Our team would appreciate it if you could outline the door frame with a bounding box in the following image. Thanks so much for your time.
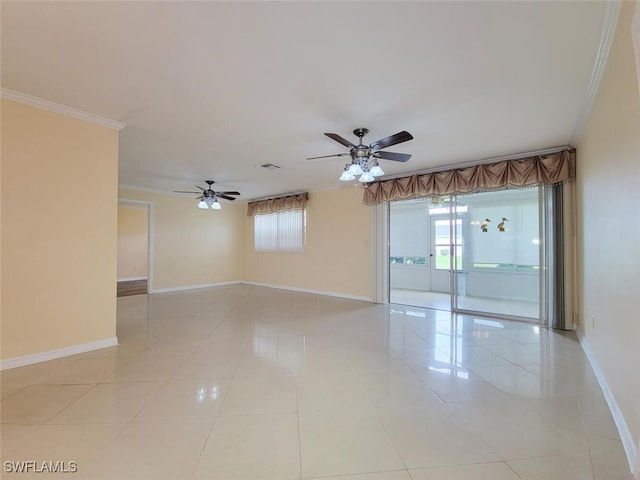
[118,199,153,294]
[376,195,544,324]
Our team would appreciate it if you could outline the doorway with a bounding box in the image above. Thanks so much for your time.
[117,201,151,296]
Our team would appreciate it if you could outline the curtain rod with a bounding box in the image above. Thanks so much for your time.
[380,145,573,181]
[248,190,309,203]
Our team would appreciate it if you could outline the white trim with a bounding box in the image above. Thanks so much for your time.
[241,281,373,302]
[576,327,637,474]
[120,180,365,204]
[117,276,148,282]
[0,88,126,131]
[150,280,242,294]
[119,183,250,204]
[0,337,119,371]
[119,184,181,196]
[571,1,622,145]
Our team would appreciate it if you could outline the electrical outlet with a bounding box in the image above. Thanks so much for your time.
[592,314,596,329]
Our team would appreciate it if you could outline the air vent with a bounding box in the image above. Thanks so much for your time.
[258,163,282,170]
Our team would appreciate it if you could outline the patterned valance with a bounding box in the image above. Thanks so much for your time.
[363,149,575,205]
[247,192,309,216]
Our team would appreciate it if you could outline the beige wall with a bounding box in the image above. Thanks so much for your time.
[243,187,372,299]
[117,204,149,279]
[576,0,640,465]
[118,188,243,290]
[1,99,119,359]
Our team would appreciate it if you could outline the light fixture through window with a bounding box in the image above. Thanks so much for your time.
[427,196,443,209]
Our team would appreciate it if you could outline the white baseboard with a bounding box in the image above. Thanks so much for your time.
[0,337,119,371]
[576,327,638,475]
[241,281,373,302]
[150,280,241,294]
[117,276,148,282]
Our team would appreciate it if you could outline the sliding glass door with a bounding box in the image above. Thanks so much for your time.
[452,187,541,320]
[388,187,544,322]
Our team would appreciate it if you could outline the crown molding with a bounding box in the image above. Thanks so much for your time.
[571,0,622,145]
[119,183,177,196]
[119,183,249,204]
[0,88,126,131]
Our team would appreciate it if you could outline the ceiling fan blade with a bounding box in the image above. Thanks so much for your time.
[370,131,413,150]
[195,185,206,190]
[217,194,237,201]
[218,191,240,196]
[306,153,350,160]
[324,133,356,149]
[372,151,412,162]
[174,190,202,194]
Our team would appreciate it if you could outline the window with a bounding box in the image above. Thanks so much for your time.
[254,209,305,252]
[389,256,426,265]
[462,188,540,272]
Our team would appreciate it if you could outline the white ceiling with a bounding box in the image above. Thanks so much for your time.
[1,1,608,201]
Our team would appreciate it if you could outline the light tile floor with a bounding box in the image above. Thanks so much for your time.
[0,285,633,479]
[390,289,540,319]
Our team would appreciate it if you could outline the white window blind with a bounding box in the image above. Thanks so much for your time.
[254,209,305,252]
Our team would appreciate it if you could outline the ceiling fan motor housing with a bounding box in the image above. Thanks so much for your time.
[353,128,369,138]
[353,145,371,161]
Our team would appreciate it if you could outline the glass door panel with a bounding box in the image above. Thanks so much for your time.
[430,216,461,293]
[452,188,541,321]
[389,201,431,306]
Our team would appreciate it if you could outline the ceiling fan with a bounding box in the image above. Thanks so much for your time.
[174,180,240,210]
[307,128,413,183]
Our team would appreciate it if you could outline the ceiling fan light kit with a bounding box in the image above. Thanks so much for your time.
[359,171,375,183]
[198,197,221,210]
[348,162,364,176]
[339,167,356,182]
[307,128,413,183]
[369,163,385,177]
[174,180,240,210]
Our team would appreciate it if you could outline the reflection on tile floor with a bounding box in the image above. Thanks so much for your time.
[390,288,540,319]
[1,285,633,479]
